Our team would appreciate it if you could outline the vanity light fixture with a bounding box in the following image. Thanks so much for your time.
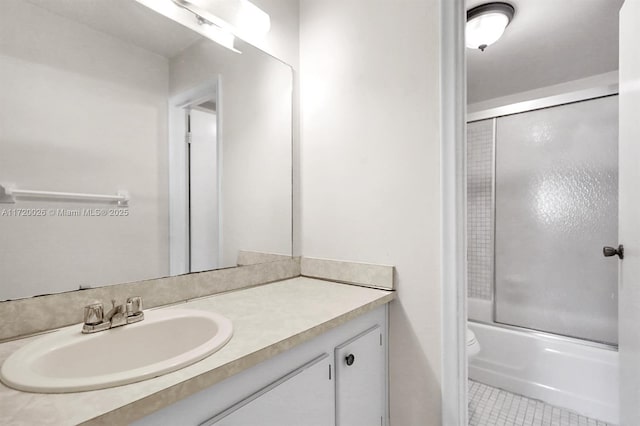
[135,0,240,53]
[172,0,271,43]
[466,2,515,52]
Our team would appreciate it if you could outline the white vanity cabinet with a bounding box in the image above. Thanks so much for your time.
[208,354,334,426]
[133,305,388,426]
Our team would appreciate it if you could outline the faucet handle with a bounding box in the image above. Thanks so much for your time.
[83,302,104,326]
[126,296,144,324]
[126,296,143,315]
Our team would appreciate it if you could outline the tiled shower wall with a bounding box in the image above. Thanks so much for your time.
[467,119,494,300]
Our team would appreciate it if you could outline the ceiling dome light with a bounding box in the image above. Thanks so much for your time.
[466,2,515,52]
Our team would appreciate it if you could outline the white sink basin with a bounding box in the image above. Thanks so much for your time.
[0,308,233,393]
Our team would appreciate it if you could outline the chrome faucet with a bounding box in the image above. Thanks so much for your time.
[82,296,145,334]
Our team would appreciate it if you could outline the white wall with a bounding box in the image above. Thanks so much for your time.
[251,0,302,257]
[251,0,300,68]
[299,1,443,424]
[0,0,169,300]
[170,39,293,267]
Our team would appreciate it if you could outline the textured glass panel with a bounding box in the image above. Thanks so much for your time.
[467,119,494,301]
[495,96,618,345]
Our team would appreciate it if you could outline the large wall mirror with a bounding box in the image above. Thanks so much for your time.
[0,0,293,301]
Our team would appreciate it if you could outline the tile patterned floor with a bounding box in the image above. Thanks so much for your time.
[468,380,614,426]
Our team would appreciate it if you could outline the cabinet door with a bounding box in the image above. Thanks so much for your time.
[202,353,334,426]
[335,326,384,426]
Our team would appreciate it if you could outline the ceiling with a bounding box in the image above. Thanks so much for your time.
[24,0,202,58]
[25,0,625,102]
[467,0,624,104]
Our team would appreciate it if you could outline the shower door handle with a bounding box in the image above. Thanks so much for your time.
[603,245,624,259]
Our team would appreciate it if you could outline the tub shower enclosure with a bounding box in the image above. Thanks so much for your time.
[466,92,619,424]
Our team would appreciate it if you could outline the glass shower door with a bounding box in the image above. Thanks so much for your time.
[494,95,619,345]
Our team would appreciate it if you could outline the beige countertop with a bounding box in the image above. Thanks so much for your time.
[0,277,395,426]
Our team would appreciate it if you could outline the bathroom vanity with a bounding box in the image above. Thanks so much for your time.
[135,285,389,426]
[0,277,394,425]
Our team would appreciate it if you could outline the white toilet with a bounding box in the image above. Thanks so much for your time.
[467,327,481,359]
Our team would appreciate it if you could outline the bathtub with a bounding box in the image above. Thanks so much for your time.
[468,320,619,424]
